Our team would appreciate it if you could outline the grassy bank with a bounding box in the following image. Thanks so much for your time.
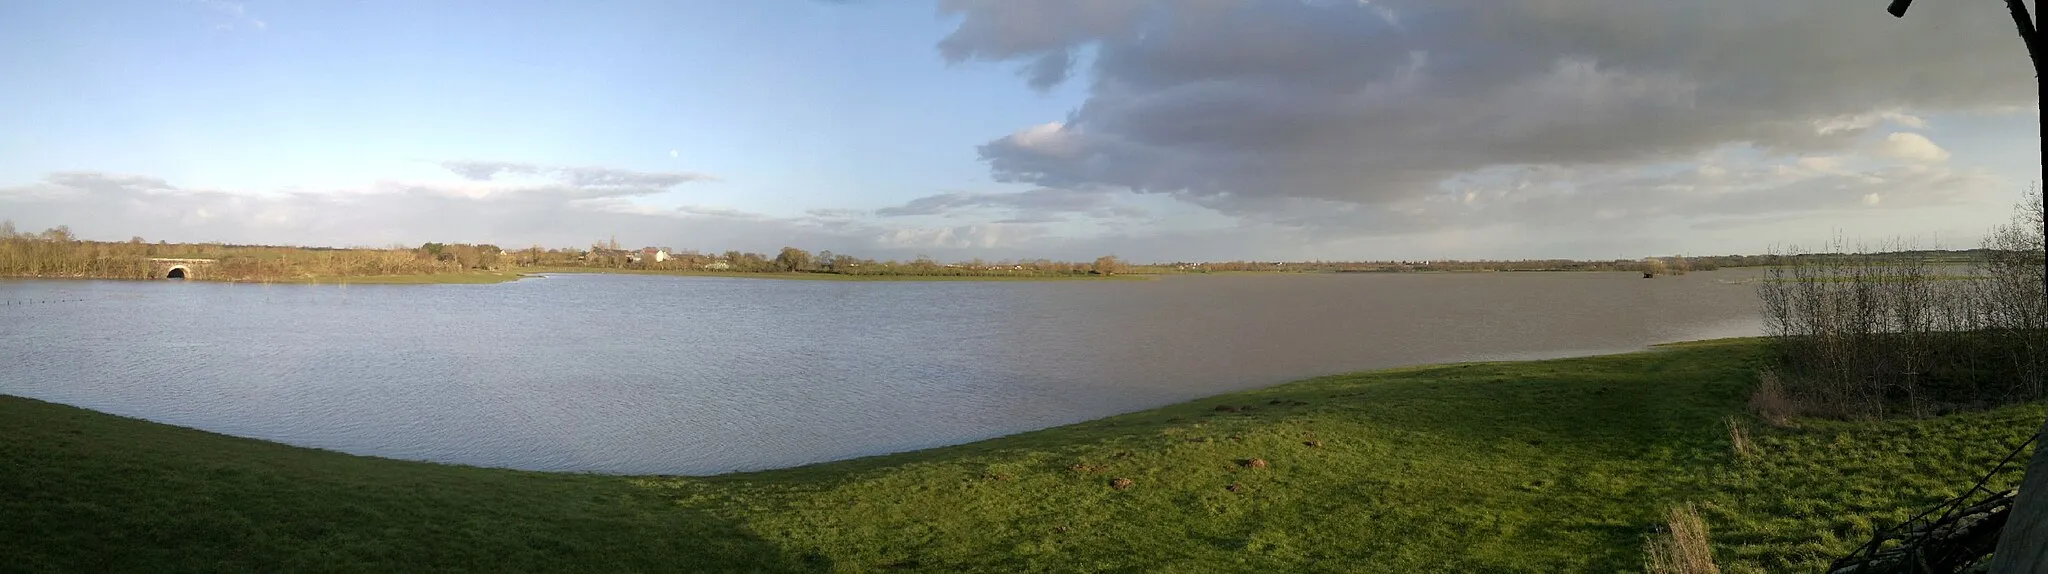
[520,267,1152,282]
[2,340,2038,572]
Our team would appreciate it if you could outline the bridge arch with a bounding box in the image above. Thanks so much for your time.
[148,258,213,280]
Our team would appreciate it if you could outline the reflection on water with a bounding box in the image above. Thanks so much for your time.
[0,270,1765,474]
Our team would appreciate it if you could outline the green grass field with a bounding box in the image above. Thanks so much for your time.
[2,339,2038,572]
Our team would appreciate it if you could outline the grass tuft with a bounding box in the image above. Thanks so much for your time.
[1644,503,1720,574]
[1726,416,1756,461]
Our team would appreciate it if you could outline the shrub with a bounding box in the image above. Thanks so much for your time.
[1756,189,2045,416]
[1747,370,1795,427]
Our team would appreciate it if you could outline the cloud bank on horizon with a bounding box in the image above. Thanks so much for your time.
[0,0,2037,261]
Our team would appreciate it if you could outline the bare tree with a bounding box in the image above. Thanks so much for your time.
[1643,258,1670,278]
[1887,1,2048,570]
[1093,255,1126,275]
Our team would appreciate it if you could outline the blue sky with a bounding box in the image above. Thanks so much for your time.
[1,1,1072,207]
[1,0,2041,261]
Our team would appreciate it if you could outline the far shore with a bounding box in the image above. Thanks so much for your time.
[0,268,1157,285]
[517,267,1157,282]
[0,266,1720,286]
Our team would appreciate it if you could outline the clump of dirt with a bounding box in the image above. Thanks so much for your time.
[1069,463,1102,473]
[1110,477,1135,490]
[1240,458,1269,469]
[1225,483,1244,493]
[1304,440,1324,448]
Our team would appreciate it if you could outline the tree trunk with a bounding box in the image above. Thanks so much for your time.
[1997,440,2048,571]
[1989,2,2048,571]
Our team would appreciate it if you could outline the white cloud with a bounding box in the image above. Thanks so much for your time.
[192,0,266,31]
[875,224,1047,250]
[1814,110,1927,135]
[875,187,1147,222]
[1006,122,1080,156]
[0,167,1065,259]
[1875,132,1952,163]
[1796,156,1843,173]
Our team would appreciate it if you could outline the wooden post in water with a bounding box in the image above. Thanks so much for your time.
[1887,1,2048,571]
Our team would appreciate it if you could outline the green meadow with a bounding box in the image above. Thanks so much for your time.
[3,339,2037,572]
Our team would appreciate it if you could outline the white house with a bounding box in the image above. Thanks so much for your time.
[632,247,668,263]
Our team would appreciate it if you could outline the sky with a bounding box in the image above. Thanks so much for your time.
[1,0,2043,262]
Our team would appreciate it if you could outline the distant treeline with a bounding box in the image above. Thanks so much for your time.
[0,218,2013,283]
[1177,259,1676,273]
[0,222,500,282]
[523,247,1806,276]
[521,241,1131,277]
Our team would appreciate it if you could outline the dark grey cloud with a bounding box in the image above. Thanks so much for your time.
[876,187,1147,222]
[1201,154,1998,243]
[1473,161,1992,229]
[936,0,2028,231]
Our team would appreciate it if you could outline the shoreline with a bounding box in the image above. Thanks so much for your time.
[0,266,1733,286]
[0,267,1156,285]
[519,267,1155,282]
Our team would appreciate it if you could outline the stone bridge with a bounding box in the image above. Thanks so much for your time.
[147,258,217,280]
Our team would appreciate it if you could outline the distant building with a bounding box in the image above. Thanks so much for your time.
[627,247,668,264]
[704,260,732,270]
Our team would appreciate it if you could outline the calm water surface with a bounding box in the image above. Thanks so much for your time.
[0,270,1766,474]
